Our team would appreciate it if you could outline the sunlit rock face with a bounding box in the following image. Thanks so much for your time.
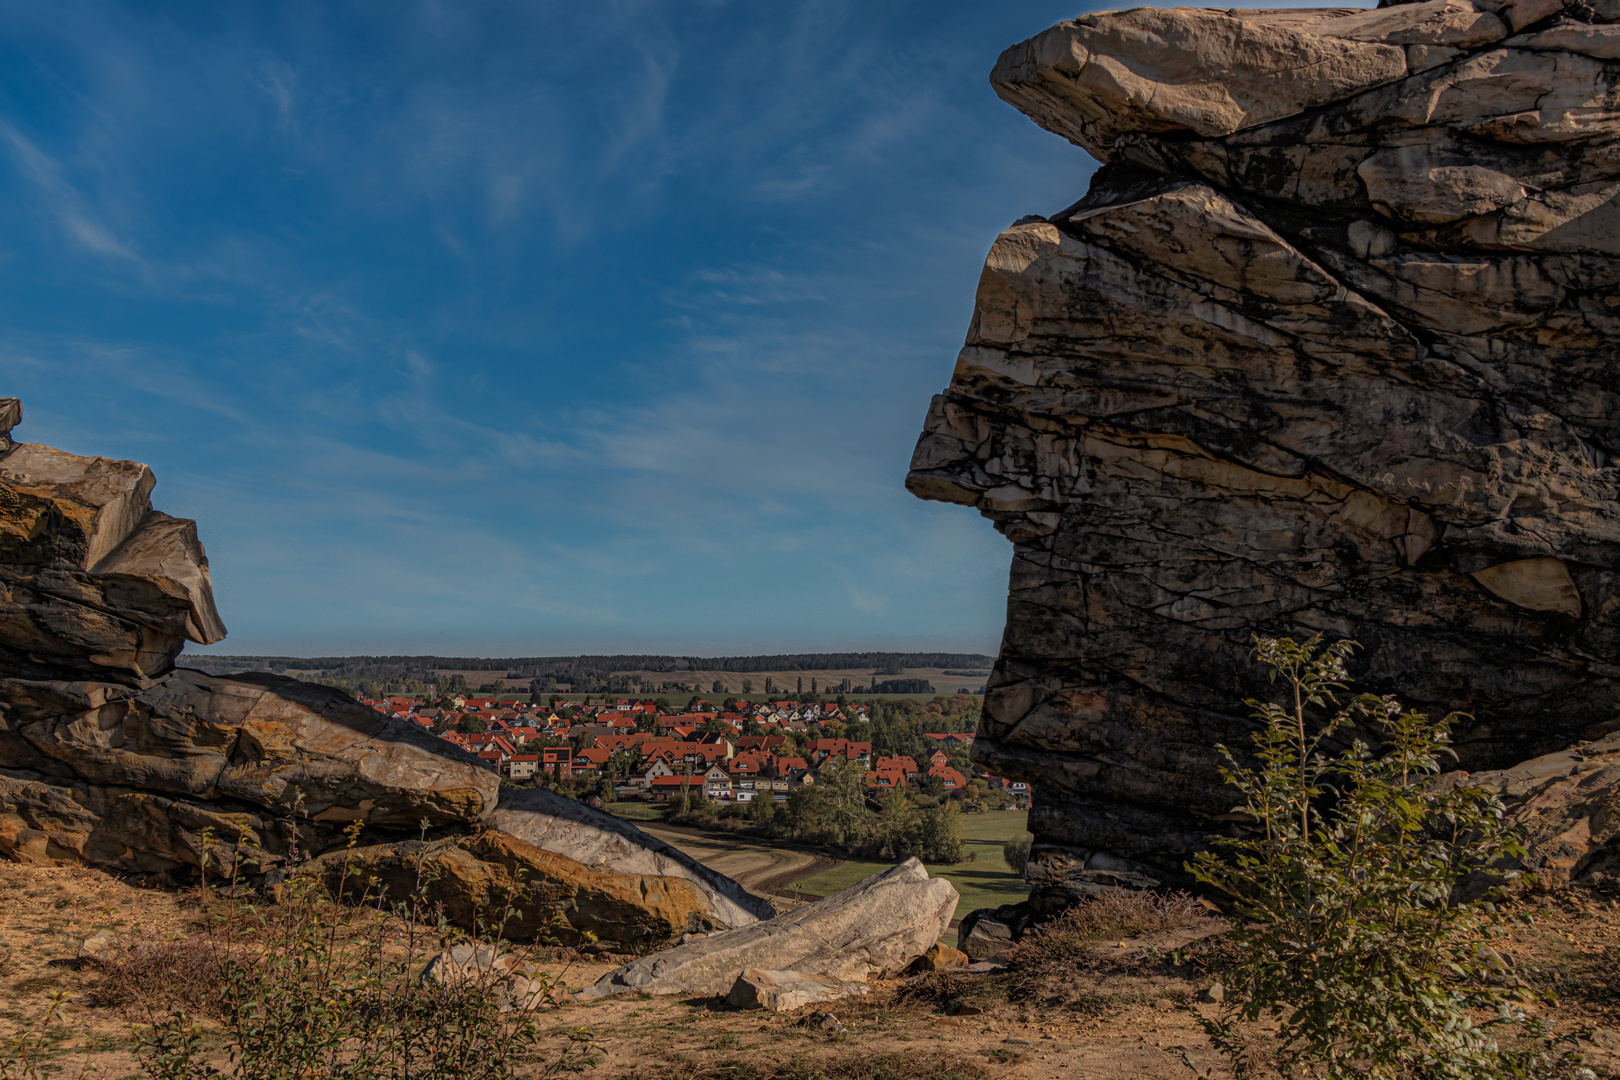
[908,1,1620,897]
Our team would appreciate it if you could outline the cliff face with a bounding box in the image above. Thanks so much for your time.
[908,1,1620,896]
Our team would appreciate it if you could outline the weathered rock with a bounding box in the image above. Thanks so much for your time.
[0,670,500,832]
[0,433,225,681]
[725,969,869,1012]
[78,928,123,964]
[421,944,553,1011]
[1438,730,1620,889]
[490,787,773,928]
[0,404,771,953]
[907,940,970,972]
[309,829,730,952]
[577,858,957,1000]
[957,903,1036,961]
[910,1,1620,894]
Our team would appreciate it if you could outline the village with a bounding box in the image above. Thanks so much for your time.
[359,692,1029,806]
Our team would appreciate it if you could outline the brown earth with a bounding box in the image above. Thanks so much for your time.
[5,860,1620,1080]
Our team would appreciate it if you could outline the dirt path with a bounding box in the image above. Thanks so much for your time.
[637,822,844,898]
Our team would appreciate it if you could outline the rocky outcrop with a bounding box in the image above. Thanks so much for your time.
[491,787,775,926]
[0,400,768,949]
[578,859,956,1000]
[309,829,726,953]
[908,4,1620,894]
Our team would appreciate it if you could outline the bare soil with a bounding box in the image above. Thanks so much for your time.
[3,861,1619,1080]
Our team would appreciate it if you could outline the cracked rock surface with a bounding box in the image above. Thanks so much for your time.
[909,0,1620,894]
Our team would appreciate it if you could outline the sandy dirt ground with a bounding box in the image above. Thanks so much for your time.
[3,860,1619,1080]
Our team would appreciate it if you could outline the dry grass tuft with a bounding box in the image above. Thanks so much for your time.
[1005,891,1208,968]
[90,938,228,1016]
[639,1050,987,1080]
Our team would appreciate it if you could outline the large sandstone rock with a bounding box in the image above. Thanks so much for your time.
[308,829,726,952]
[909,2,1620,893]
[491,787,774,927]
[577,858,957,1000]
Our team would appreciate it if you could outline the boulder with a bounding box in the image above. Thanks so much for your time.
[957,903,1036,961]
[909,2,1620,895]
[308,829,730,952]
[421,944,552,1011]
[725,969,869,1012]
[490,787,773,928]
[577,858,957,1000]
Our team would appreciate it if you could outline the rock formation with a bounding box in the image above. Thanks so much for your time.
[908,1,1620,896]
[0,399,770,948]
[578,858,957,1000]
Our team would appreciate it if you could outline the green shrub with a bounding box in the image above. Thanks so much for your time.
[1002,836,1031,876]
[1185,636,1580,1080]
[135,818,597,1080]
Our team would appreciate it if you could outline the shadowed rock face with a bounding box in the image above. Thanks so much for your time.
[909,2,1620,895]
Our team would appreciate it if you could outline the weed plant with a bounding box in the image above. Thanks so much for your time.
[130,812,597,1080]
[1185,635,1582,1080]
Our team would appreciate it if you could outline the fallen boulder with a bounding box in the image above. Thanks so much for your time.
[577,858,957,1000]
[725,969,869,1012]
[308,828,732,952]
[491,787,773,928]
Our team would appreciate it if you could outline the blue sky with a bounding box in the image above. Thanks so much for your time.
[1,1,1096,657]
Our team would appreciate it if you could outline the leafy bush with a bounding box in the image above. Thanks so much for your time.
[1002,837,1031,876]
[133,819,596,1080]
[1185,636,1580,1080]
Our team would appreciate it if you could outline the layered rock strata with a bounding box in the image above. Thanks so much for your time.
[908,2,1620,894]
[0,400,770,947]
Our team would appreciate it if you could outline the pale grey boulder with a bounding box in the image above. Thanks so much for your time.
[725,969,869,1012]
[491,786,774,928]
[577,859,957,1000]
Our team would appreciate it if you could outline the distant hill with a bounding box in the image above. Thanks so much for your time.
[177,651,996,683]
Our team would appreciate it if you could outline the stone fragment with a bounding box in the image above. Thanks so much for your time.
[0,443,156,571]
[0,399,19,448]
[908,940,970,972]
[421,944,553,1011]
[577,858,957,999]
[725,969,869,1012]
[957,903,1035,960]
[309,829,727,952]
[490,787,773,929]
[78,928,122,964]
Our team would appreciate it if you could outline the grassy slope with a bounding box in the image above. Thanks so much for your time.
[789,810,1031,920]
